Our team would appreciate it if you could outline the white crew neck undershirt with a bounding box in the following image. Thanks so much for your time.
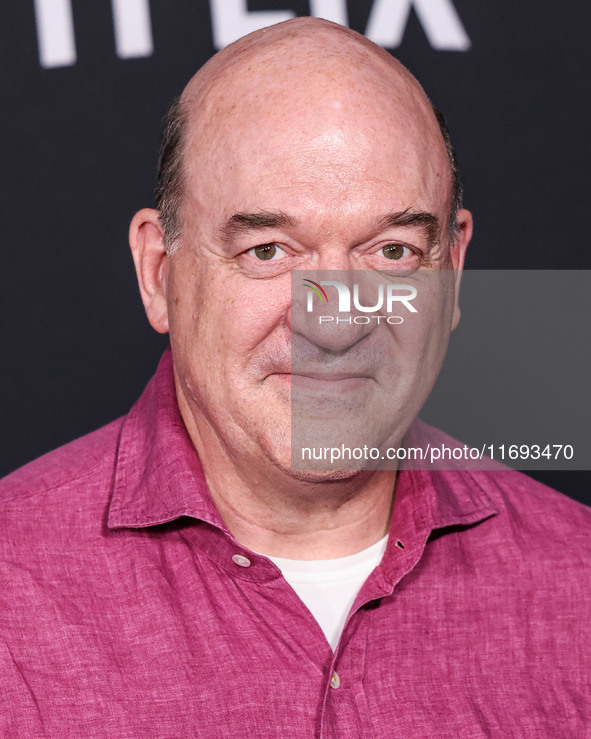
[266,535,389,651]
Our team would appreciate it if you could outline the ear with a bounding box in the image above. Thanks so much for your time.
[449,208,473,331]
[129,208,170,334]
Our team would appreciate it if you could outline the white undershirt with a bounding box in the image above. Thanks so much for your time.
[267,535,389,651]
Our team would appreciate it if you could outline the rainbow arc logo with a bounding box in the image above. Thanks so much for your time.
[302,279,329,303]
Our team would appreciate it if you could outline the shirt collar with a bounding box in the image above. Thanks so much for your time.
[401,419,499,532]
[107,349,498,545]
[107,347,226,531]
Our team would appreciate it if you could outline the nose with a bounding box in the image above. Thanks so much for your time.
[288,270,380,353]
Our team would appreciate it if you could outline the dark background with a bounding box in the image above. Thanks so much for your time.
[1,1,589,505]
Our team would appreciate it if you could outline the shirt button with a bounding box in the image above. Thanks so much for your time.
[329,671,340,689]
[231,554,251,568]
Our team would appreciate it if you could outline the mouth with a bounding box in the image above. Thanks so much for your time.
[269,372,373,391]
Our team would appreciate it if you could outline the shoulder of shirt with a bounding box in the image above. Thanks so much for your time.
[464,468,591,589]
[0,417,125,508]
[414,420,591,550]
[484,467,591,558]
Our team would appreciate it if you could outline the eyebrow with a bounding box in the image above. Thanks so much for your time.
[220,210,297,243]
[219,207,440,247]
[376,208,440,248]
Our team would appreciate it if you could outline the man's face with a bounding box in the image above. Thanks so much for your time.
[163,53,468,478]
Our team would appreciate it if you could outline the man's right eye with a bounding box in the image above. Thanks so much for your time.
[247,243,287,261]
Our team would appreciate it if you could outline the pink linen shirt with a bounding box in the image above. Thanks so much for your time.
[1,348,589,737]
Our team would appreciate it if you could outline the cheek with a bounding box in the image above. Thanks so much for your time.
[211,304,273,365]
[171,279,289,378]
[396,277,455,368]
[166,263,217,376]
[419,292,456,380]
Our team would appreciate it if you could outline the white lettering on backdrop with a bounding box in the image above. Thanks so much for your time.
[33,0,470,69]
[34,0,153,68]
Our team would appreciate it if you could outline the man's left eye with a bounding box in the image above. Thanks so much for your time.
[247,243,287,261]
[381,244,409,260]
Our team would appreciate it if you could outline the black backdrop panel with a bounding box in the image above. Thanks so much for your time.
[1,1,590,505]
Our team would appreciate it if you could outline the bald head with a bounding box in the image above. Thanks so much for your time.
[154,18,462,251]
[182,17,423,108]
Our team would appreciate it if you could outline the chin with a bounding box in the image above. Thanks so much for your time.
[277,461,362,483]
[254,425,374,482]
[293,469,362,482]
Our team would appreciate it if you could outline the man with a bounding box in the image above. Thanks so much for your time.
[1,17,588,738]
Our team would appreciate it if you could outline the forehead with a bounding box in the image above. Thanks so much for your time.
[182,41,449,230]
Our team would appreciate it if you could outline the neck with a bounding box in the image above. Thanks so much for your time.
[206,465,396,559]
[176,386,397,560]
